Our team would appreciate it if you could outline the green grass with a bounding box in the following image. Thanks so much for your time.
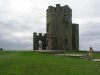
[0,51,100,75]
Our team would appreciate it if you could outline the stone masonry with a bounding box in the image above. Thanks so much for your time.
[33,4,79,50]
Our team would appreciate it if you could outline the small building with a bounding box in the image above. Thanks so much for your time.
[33,4,79,50]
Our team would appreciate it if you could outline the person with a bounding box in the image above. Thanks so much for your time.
[38,40,42,50]
[88,47,94,59]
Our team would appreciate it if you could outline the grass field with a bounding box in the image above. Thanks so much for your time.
[0,51,100,75]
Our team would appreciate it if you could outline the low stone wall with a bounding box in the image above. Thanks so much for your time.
[34,50,65,54]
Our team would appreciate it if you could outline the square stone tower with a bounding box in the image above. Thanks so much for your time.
[46,4,79,50]
[33,4,79,50]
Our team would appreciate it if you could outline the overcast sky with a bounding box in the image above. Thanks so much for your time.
[0,0,100,51]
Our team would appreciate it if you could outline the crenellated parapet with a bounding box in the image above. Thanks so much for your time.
[47,4,72,16]
[33,32,46,37]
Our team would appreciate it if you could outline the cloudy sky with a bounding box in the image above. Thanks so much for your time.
[0,0,100,51]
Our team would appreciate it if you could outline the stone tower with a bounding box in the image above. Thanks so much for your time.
[46,4,79,50]
[72,24,79,50]
[33,4,79,50]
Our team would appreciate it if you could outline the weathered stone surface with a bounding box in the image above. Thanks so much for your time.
[33,33,47,50]
[34,50,64,54]
[46,4,79,50]
[33,4,79,50]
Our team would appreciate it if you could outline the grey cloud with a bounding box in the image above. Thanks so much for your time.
[72,0,100,18]
[0,31,33,50]
[0,0,46,50]
[79,21,100,51]
[80,21,100,35]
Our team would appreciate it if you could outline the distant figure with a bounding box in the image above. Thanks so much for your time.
[0,48,3,51]
[88,47,94,58]
[38,40,42,50]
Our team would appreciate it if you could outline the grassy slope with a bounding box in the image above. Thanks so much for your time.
[0,51,100,75]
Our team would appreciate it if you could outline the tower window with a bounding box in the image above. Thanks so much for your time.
[63,15,66,23]
[47,23,50,32]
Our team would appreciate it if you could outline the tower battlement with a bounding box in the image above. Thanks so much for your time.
[33,32,46,38]
[47,4,72,16]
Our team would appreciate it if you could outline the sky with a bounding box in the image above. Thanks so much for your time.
[0,0,100,51]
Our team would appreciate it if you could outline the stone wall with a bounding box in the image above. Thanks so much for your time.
[46,4,73,50]
[33,32,47,50]
[33,4,79,50]
[72,24,79,50]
